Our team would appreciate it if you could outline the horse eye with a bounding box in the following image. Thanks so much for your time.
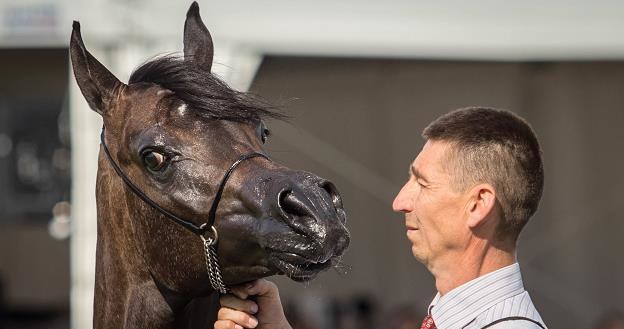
[257,122,271,144]
[262,128,271,143]
[142,150,168,172]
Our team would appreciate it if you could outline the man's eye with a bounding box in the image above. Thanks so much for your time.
[141,150,168,172]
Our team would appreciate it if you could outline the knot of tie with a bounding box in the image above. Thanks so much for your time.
[420,314,437,329]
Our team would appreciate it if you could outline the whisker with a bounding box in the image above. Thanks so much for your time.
[331,256,351,276]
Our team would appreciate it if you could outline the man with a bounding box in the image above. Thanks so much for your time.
[215,107,547,329]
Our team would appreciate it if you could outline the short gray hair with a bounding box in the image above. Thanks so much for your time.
[423,107,544,241]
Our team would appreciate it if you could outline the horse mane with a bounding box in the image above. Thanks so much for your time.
[129,54,284,122]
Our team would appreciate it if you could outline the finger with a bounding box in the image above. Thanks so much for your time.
[229,281,255,299]
[214,320,243,329]
[217,307,259,328]
[220,294,258,314]
[247,279,278,298]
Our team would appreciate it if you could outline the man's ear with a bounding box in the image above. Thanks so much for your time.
[466,183,497,228]
[183,1,214,72]
[70,21,124,116]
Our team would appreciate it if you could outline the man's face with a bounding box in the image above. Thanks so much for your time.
[392,140,469,268]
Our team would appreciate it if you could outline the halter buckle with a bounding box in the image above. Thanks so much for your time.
[199,224,219,246]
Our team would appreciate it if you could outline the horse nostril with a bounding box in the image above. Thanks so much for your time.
[277,189,309,219]
[319,181,343,211]
[277,189,290,218]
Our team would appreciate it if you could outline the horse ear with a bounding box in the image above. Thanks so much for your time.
[70,21,123,115]
[183,2,214,71]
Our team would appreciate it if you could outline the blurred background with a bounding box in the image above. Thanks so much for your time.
[1,0,623,328]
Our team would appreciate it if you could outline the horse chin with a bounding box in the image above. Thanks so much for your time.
[221,265,278,287]
[267,250,335,282]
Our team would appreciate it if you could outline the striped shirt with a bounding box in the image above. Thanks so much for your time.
[428,263,547,329]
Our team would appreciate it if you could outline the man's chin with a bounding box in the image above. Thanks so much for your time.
[411,246,427,262]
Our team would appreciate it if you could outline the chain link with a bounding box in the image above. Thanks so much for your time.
[202,236,228,294]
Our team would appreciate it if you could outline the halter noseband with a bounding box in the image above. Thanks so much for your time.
[100,127,268,294]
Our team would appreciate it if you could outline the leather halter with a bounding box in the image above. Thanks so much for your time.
[99,127,268,293]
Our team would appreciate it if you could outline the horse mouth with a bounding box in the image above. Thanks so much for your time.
[268,250,334,282]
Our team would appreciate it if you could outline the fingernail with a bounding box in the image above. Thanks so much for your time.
[250,303,258,314]
[245,282,254,290]
[234,325,243,329]
[249,317,258,327]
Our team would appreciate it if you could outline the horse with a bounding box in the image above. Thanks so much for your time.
[69,2,350,328]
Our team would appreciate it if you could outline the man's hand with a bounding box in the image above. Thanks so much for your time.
[215,279,293,329]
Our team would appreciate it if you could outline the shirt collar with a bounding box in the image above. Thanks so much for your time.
[428,263,525,329]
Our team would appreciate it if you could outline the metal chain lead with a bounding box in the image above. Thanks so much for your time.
[201,235,228,294]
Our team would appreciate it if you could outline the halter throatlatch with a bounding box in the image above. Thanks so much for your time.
[100,127,268,294]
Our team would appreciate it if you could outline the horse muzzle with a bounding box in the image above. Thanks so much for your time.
[260,172,350,281]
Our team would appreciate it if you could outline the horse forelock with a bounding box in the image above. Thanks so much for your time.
[128,54,285,123]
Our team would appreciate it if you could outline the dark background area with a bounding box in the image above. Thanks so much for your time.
[0,48,70,329]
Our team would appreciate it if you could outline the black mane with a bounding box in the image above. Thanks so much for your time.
[129,54,283,122]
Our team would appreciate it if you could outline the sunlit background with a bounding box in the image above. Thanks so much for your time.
[1,1,623,328]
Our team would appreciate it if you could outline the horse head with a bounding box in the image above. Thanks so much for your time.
[70,2,349,304]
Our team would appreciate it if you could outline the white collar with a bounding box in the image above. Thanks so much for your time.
[428,263,525,329]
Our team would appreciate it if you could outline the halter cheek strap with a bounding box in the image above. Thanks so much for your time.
[100,127,268,294]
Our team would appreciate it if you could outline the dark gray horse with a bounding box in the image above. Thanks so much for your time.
[70,3,349,328]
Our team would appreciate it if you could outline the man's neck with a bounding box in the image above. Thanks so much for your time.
[432,242,516,296]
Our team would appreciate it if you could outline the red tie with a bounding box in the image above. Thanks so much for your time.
[420,314,437,329]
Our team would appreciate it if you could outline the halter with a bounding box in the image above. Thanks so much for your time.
[100,127,268,294]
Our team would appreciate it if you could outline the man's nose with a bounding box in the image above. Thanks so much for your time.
[392,185,412,213]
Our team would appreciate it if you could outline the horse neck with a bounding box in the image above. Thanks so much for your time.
[93,152,175,329]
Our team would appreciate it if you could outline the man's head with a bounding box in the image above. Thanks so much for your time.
[393,107,543,267]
